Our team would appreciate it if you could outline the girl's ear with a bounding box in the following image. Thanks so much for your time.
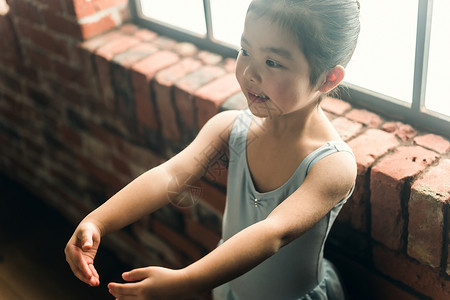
[319,65,345,93]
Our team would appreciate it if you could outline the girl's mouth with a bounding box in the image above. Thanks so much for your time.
[248,91,270,103]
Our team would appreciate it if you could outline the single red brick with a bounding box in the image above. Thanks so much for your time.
[346,108,383,128]
[175,65,226,95]
[174,66,226,132]
[382,121,417,142]
[95,34,141,60]
[119,23,139,34]
[131,70,158,129]
[94,55,114,109]
[153,81,180,141]
[408,159,450,270]
[113,43,159,68]
[153,58,203,141]
[79,30,124,52]
[370,146,438,250]
[79,13,118,39]
[72,0,128,19]
[337,173,369,232]
[321,97,352,115]
[194,73,241,128]
[414,134,450,154]
[448,207,450,276]
[134,29,158,42]
[131,51,180,131]
[156,58,203,87]
[331,117,363,141]
[408,187,445,268]
[373,245,450,300]
[172,42,198,57]
[197,50,223,65]
[71,0,97,18]
[153,36,177,50]
[220,92,248,111]
[131,51,180,79]
[348,129,399,174]
[95,0,128,12]
[373,146,438,182]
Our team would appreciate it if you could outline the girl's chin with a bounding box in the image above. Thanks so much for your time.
[247,102,283,119]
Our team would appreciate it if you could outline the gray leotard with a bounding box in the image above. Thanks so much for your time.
[213,109,354,300]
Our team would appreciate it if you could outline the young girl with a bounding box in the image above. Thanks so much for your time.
[65,0,360,299]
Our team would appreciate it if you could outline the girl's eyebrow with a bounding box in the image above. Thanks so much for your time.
[261,46,293,60]
[241,36,293,60]
[241,36,250,46]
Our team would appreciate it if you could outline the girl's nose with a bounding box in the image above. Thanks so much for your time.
[244,63,261,83]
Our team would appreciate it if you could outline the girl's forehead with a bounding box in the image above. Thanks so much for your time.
[243,13,300,51]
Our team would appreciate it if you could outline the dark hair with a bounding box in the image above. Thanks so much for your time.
[247,0,361,87]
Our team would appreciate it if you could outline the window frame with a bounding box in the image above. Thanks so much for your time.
[130,0,450,138]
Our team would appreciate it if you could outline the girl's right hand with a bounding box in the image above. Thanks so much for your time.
[64,221,102,286]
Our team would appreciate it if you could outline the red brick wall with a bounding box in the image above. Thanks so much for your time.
[0,1,449,299]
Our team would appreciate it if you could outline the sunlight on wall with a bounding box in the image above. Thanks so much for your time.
[344,0,418,104]
[425,0,450,116]
[140,0,206,35]
[210,0,251,47]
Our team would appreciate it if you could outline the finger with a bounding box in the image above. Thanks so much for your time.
[66,252,91,281]
[108,282,139,297]
[66,249,97,286]
[88,264,100,286]
[74,262,98,286]
[122,268,149,282]
[89,263,99,279]
[80,230,94,251]
[111,295,136,300]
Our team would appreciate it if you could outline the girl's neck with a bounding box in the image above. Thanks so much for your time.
[257,103,322,139]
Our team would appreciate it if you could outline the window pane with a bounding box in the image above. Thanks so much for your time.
[140,1,206,36]
[210,0,252,47]
[344,0,418,103]
[425,0,450,117]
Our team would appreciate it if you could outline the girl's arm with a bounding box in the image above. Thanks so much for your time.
[108,150,356,299]
[83,110,237,235]
[65,110,239,286]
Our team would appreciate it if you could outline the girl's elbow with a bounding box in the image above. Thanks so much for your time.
[262,219,296,254]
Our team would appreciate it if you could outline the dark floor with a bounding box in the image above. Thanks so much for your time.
[0,173,130,300]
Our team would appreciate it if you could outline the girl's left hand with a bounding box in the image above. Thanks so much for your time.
[108,266,191,300]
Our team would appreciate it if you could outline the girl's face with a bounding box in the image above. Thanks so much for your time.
[236,13,322,119]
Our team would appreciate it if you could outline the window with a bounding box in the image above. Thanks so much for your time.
[131,0,449,137]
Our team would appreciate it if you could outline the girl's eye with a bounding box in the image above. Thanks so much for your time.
[266,59,282,68]
[239,48,249,57]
